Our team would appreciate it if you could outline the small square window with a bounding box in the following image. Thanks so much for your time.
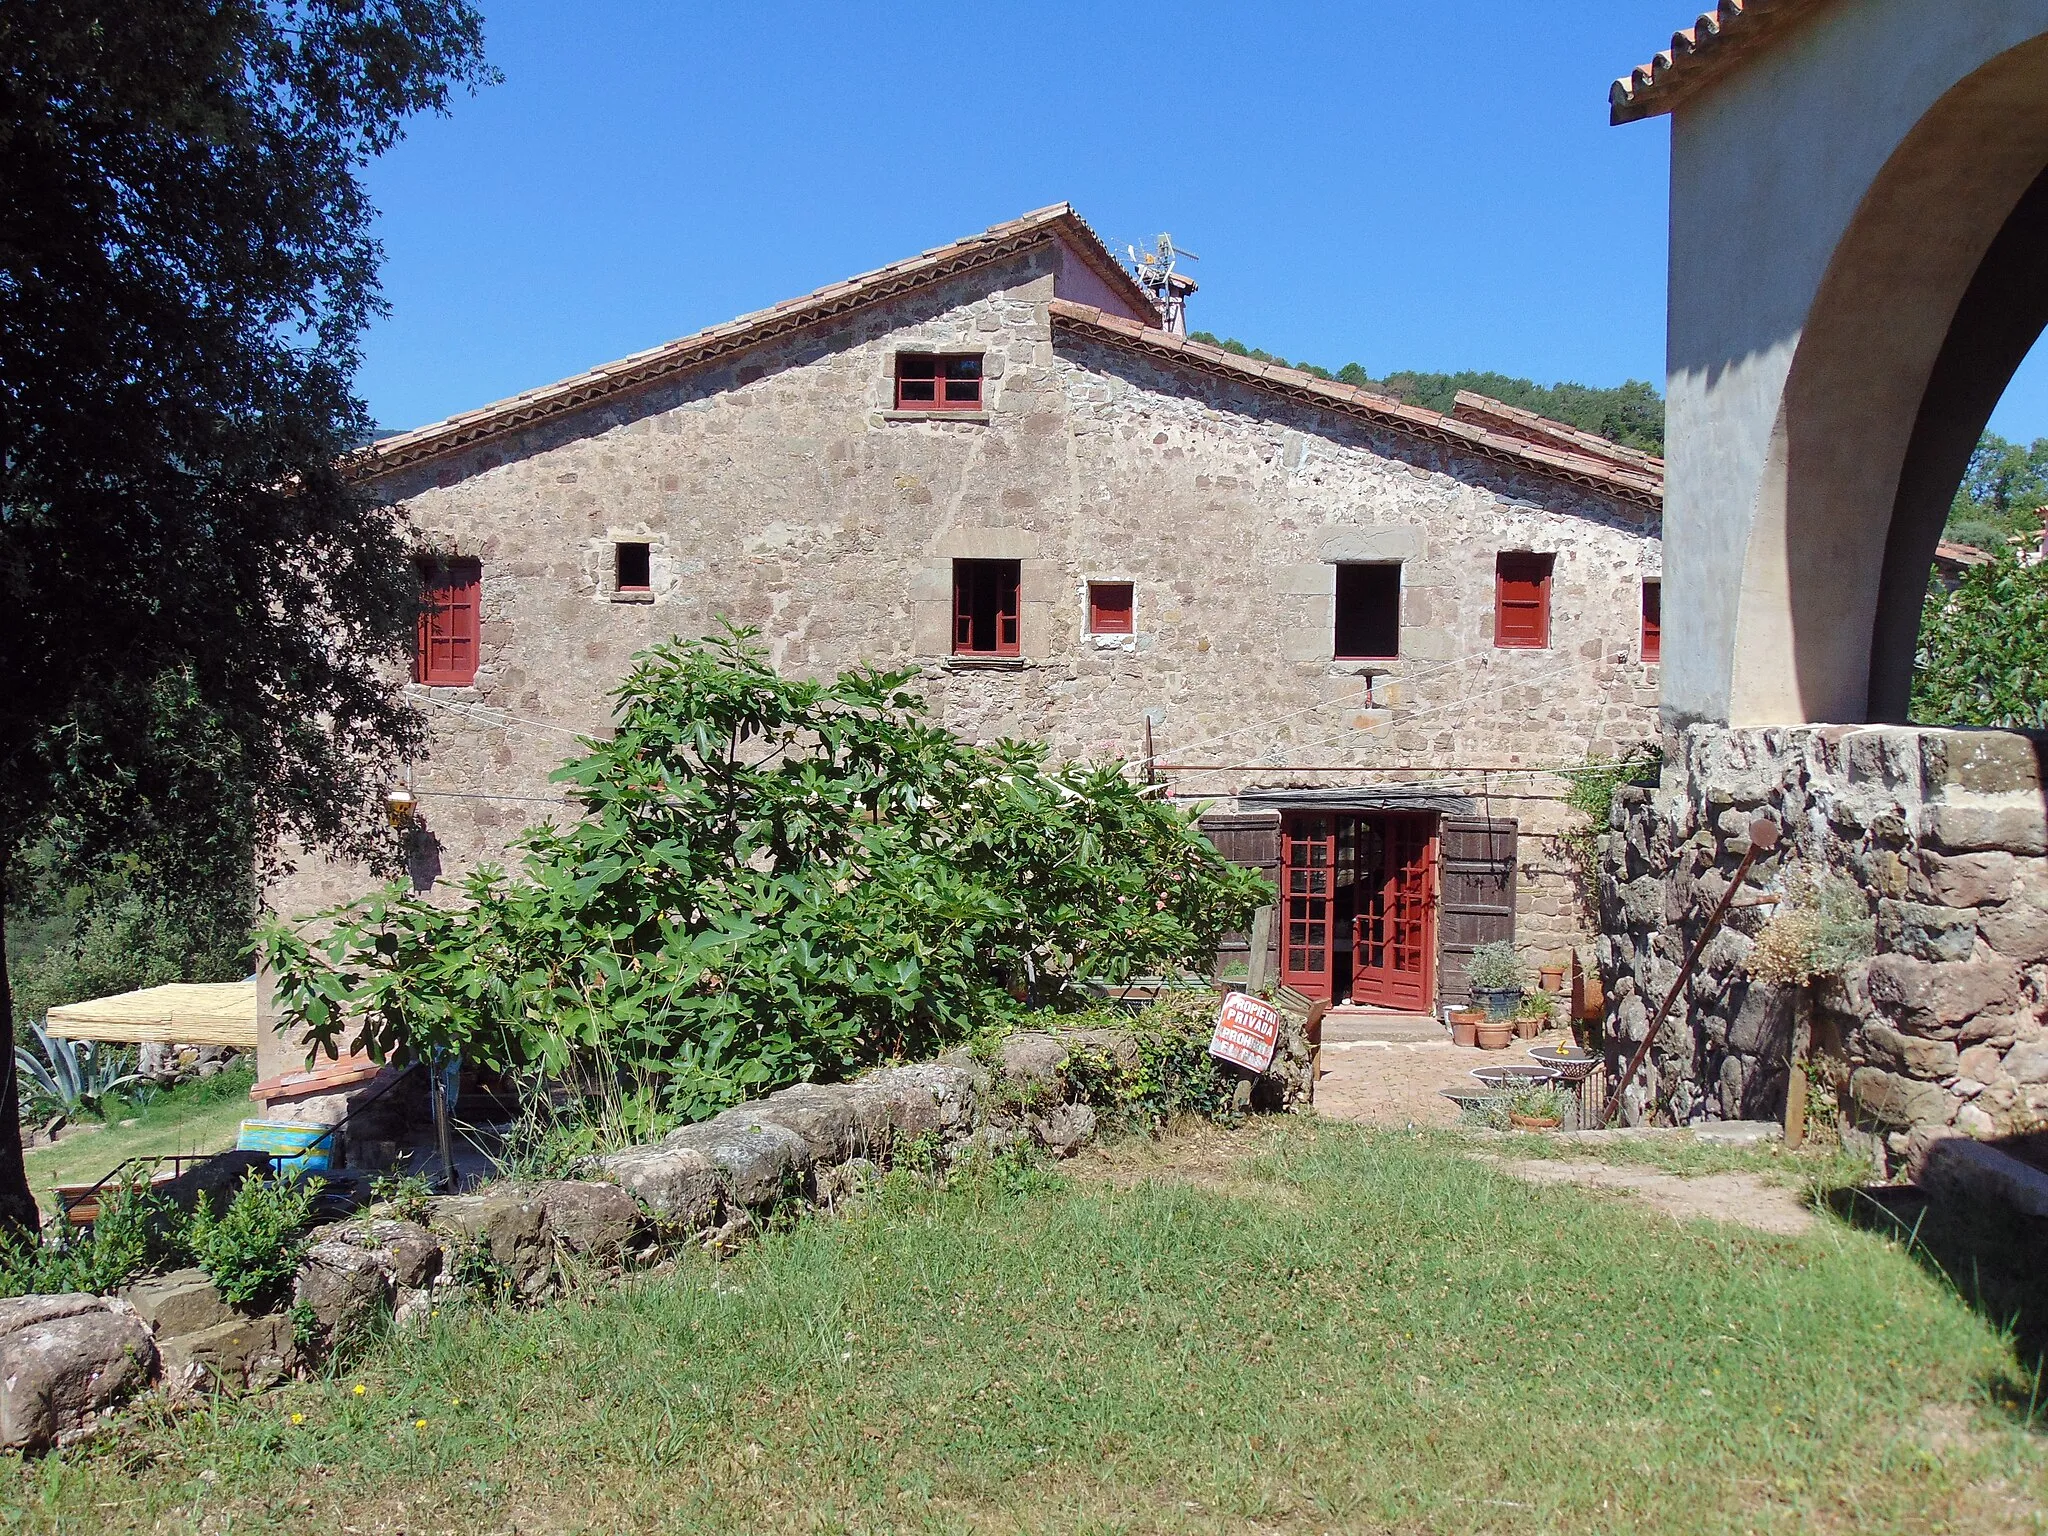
[1088,581,1134,635]
[416,557,481,687]
[1495,552,1554,649]
[1641,579,1661,663]
[615,541,651,592]
[896,353,983,411]
[1334,564,1400,660]
[953,559,1020,655]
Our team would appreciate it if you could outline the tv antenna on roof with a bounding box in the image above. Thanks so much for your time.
[1125,233,1200,335]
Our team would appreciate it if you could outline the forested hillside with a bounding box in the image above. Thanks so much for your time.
[1188,331,1666,455]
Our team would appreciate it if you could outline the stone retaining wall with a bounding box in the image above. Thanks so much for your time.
[0,1018,1307,1452]
[1599,724,2048,1171]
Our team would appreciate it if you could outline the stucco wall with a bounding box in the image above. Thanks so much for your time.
[1660,0,2048,727]
[261,250,1660,1071]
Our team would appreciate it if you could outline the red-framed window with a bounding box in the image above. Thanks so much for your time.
[1641,578,1662,663]
[1495,552,1554,649]
[1087,581,1134,635]
[616,542,651,593]
[896,353,983,411]
[416,557,481,686]
[953,559,1020,655]
[1334,563,1400,660]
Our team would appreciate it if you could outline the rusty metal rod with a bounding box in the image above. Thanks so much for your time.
[1602,818,1780,1128]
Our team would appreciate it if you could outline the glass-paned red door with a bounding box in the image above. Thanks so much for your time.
[1351,814,1437,1012]
[1279,815,1336,998]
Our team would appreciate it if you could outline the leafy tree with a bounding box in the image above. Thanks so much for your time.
[1943,431,2048,551]
[1186,333,1663,454]
[0,3,495,1234]
[1911,541,2048,728]
[263,631,1273,1125]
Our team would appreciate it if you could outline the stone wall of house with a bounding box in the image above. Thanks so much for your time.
[1600,723,2048,1171]
[262,244,1659,1064]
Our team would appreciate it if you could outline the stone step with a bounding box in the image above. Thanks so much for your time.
[1320,1008,1447,1044]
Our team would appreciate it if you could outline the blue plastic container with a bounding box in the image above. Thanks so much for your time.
[236,1119,337,1178]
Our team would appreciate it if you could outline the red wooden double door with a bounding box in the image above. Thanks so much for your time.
[1280,812,1438,1011]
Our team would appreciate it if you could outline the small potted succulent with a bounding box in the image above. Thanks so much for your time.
[1465,940,1528,1022]
[1507,1083,1567,1131]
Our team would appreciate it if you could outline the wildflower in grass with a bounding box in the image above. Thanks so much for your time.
[415,1418,428,1429]
[290,1413,305,1426]
[353,1383,367,1396]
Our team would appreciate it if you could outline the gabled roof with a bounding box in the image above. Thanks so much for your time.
[1611,0,1828,125]
[1449,391,1663,477]
[357,204,1156,477]
[1047,301,1664,511]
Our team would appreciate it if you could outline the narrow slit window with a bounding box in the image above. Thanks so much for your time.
[1641,579,1661,663]
[1088,581,1134,635]
[896,353,983,411]
[1495,552,1554,649]
[953,559,1021,655]
[416,557,481,687]
[615,541,651,592]
[1334,563,1400,659]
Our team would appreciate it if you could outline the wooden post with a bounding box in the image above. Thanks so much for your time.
[1247,905,1275,994]
[1784,989,1812,1150]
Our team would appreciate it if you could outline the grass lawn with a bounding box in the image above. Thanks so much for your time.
[21,1069,254,1221]
[9,1117,2047,1534]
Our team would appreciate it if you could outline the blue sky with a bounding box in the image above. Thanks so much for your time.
[356,1,2048,444]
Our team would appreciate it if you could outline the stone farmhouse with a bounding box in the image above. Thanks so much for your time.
[260,204,1664,1085]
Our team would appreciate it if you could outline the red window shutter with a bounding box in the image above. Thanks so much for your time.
[1641,580,1661,662]
[1088,582,1134,634]
[1495,553,1553,649]
[417,558,481,686]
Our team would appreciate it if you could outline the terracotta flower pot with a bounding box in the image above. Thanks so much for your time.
[1514,1013,1542,1040]
[1538,966,1566,992]
[1510,1112,1560,1131]
[1450,1013,1480,1048]
[1475,1019,1514,1050]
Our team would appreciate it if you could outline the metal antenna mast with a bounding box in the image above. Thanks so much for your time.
[1124,234,1200,335]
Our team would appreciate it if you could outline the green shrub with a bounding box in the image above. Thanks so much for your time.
[0,1180,185,1299]
[264,628,1271,1123]
[1913,536,2048,727]
[187,1174,322,1309]
[1061,993,1244,1132]
[1507,1084,1567,1123]
[1514,990,1556,1023]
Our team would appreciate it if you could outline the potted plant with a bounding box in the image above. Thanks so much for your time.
[1474,1014,1514,1050]
[1448,1006,1484,1048]
[1507,1083,1566,1131]
[1512,989,1556,1040]
[1465,940,1527,1021]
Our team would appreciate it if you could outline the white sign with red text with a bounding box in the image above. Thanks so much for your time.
[1208,991,1283,1074]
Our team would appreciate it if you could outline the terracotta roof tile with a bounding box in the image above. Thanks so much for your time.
[1049,300,1662,511]
[355,204,1157,477]
[1611,0,1824,125]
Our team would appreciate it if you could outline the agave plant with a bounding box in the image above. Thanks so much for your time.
[13,1021,139,1118]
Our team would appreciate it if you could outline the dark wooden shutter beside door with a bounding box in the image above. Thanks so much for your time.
[1438,817,1517,1005]
[1199,812,1281,981]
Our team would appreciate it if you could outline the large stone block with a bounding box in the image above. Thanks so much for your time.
[294,1242,394,1344]
[158,1312,296,1397]
[661,1110,811,1208]
[1923,797,2048,857]
[747,1084,864,1166]
[2004,1041,2048,1085]
[536,1180,645,1261]
[1849,1068,1956,1130]
[1978,861,2048,963]
[0,1297,157,1452]
[122,1268,237,1340]
[1865,953,2020,1034]
[1909,851,2016,908]
[1861,1022,1959,1081]
[599,1143,722,1228]
[426,1187,551,1296]
[1876,900,1979,964]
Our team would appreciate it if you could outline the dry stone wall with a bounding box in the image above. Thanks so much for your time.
[1601,723,2048,1172]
